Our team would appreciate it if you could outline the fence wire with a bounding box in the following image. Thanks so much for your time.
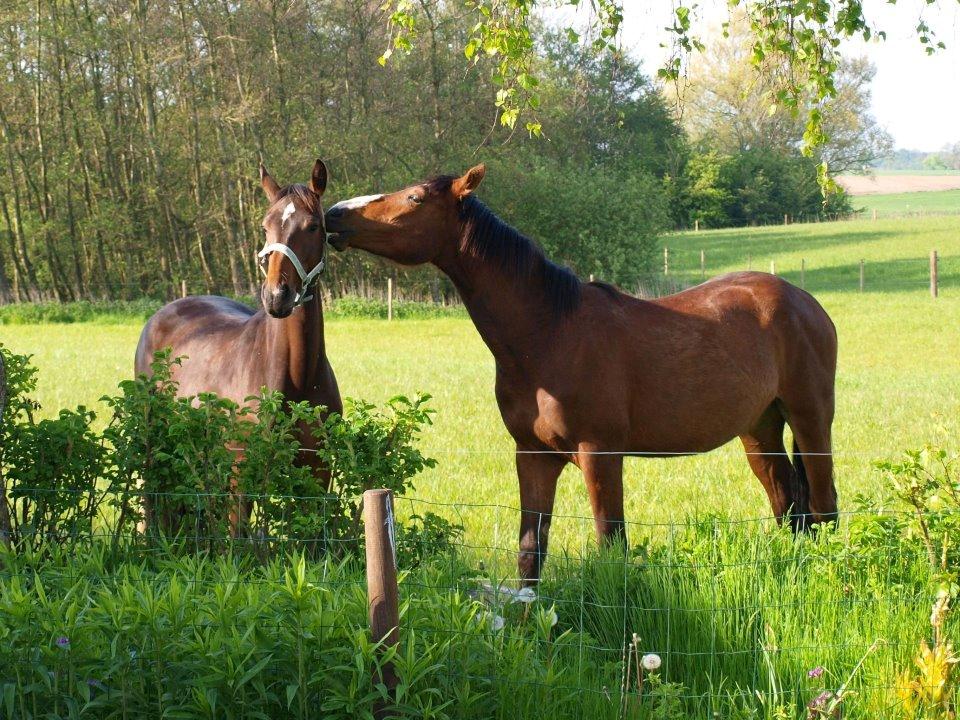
[0,483,956,719]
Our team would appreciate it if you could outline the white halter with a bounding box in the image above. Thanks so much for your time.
[257,241,326,307]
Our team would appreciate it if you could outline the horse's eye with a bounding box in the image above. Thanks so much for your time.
[307,223,319,233]
[408,194,422,205]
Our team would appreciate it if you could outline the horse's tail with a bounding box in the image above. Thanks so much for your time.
[791,439,812,530]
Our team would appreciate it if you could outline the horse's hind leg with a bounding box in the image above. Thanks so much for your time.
[783,410,838,527]
[740,403,803,528]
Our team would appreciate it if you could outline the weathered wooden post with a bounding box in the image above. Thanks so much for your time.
[859,259,865,293]
[180,279,188,298]
[0,350,9,549]
[930,250,939,298]
[663,247,669,276]
[694,219,699,232]
[700,249,705,279]
[800,258,806,289]
[784,213,789,226]
[387,278,393,321]
[770,260,776,275]
[364,489,399,717]
[872,208,877,221]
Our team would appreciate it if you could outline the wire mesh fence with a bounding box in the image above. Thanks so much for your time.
[0,479,956,719]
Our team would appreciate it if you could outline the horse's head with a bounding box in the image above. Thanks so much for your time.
[324,164,485,265]
[258,159,328,318]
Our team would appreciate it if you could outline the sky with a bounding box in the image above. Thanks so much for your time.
[550,1,960,152]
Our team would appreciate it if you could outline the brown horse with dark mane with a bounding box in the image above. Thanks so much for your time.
[325,164,839,583]
[136,159,342,528]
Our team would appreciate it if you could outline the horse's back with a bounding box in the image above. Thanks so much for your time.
[135,296,259,377]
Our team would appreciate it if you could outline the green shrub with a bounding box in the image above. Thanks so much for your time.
[0,345,107,551]
[2,345,459,561]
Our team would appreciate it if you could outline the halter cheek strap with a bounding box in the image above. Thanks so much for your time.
[257,242,326,306]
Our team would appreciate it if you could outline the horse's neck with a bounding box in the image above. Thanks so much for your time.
[267,296,326,396]
[436,249,559,376]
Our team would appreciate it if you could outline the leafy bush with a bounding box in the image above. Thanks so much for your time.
[0,345,107,551]
[673,149,855,229]
[482,158,669,285]
[2,346,458,561]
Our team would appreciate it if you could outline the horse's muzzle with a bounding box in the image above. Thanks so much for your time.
[262,283,294,318]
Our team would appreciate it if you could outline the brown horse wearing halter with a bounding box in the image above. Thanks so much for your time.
[325,164,839,583]
[136,159,342,530]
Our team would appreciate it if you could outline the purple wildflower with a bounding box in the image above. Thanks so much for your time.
[55,636,70,649]
[807,690,838,719]
[807,666,825,679]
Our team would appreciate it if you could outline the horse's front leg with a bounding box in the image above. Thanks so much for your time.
[516,448,566,585]
[577,444,627,549]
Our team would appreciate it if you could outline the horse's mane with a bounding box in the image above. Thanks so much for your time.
[425,176,582,316]
[277,183,322,216]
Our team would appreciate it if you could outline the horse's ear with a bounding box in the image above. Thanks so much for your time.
[260,162,281,203]
[452,163,485,199]
[309,159,327,197]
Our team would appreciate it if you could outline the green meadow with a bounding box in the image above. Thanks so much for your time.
[1,214,958,718]
[853,189,960,217]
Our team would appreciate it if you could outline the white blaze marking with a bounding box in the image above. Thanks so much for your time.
[329,194,384,212]
[281,201,296,226]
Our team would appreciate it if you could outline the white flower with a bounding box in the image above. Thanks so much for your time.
[546,609,558,627]
[514,587,537,604]
[477,581,537,604]
[641,653,662,671]
[474,610,506,632]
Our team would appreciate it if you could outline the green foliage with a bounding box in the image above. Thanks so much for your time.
[674,149,854,228]
[0,345,107,551]
[484,159,668,283]
[314,394,437,547]
[2,348,455,560]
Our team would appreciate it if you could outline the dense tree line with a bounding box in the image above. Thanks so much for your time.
[0,0,678,302]
[0,1,889,303]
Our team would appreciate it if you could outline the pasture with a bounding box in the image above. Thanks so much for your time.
[1,214,958,718]
[853,189,960,217]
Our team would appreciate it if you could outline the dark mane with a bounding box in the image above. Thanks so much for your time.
[277,183,322,216]
[427,176,581,316]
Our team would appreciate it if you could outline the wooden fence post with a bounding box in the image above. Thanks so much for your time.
[800,259,806,289]
[700,249,705,279]
[0,350,9,548]
[930,250,939,298]
[747,255,752,271]
[694,219,699,232]
[784,213,789,226]
[663,247,669,276]
[769,260,776,275]
[364,489,400,717]
[387,278,393,321]
[859,259,865,293]
[872,208,877,221]
[180,279,187,298]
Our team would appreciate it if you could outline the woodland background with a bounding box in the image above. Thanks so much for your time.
[0,1,889,302]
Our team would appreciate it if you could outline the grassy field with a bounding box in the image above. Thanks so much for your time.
[2,215,958,551]
[1,215,958,718]
[852,189,960,216]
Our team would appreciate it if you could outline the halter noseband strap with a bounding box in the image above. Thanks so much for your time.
[257,242,326,307]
